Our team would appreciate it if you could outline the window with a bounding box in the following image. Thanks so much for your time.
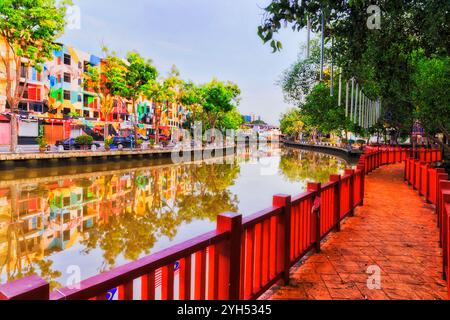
[83,61,91,72]
[63,108,71,116]
[78,79,82,86]
[83,95,90,107]
[63,72,71,83]
[93,111,99,119]
[21,86,29,99]
[113,113,118,120]
[20,63,27,78]
[57,92,61,101]
[32,103,43,112]
[83,110,90,118]
[78,62,82,69]
[18,102,28,112]
[63,197,70,207]
[63,54,71,65]
[36,72,42,82]
[63,230,70,242]
[63,90,71,100]
[78,95,82,102]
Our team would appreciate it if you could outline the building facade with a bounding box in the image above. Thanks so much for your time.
[0,40,185,146]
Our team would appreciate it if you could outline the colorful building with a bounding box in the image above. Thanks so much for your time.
[0,39,185,146]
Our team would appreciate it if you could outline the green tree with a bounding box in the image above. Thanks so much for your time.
[122,52,158,142]
[258,0,450,141]
[410,51,450,151]
[142,68,182,144]
[83,47,127,139]
[217,108,244,131]
[300,82,349,136]
[201,79,241,131]
[179,81,207,131]
[279,108,306,141]
[0,0,70,152]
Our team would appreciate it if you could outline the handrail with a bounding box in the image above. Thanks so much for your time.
[2,145,447,300]
[51,230,229,300]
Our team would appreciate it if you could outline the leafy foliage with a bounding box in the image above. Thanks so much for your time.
[279,108,305,140]
[410,51,450,146]
[0,0,70,151]
[259,0,450,143]
[75,135,94,146]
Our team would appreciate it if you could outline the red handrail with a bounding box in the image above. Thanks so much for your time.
[1,146,447,300]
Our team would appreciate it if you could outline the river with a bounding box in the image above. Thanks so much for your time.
[0,145,348,290]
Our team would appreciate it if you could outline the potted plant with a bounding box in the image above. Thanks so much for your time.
[75,135,94,150]
[104,136,114,151]
[36,136,48,153]
[136,139,144,149]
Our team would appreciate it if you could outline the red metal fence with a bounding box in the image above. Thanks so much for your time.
[404,154,449,296]
[0,146,445,300]
[0,166,365,300]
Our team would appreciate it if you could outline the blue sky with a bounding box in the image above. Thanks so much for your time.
[60,0,308,125]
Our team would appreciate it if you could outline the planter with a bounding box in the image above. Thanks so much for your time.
[39,147,46,153]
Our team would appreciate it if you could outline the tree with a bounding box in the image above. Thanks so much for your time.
[279,108,306,141]
[258,1,450,141]
[122,52,158,143]
[179,81,207,131]
[217,108,244,131]
[279,38,327,105]
[201,79,241,131]
[410,51,450,151]
[142,68,182,145]
[83,47,127,140]
[0,0,70,152]
[299,82,349,137]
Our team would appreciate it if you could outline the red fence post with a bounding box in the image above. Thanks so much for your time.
[307,183,321,253]
[273,195,292,285]
[345,169,356,216]
[330,175,341,232]
[0,275,49,300]
[217,212,242,300]
[442,194,450,281]
[357,165,366,206]
[437,173,449,230]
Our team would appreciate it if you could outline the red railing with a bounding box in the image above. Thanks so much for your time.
[403,151,449,297]
[0,171,365,301]
[0,146,443,300]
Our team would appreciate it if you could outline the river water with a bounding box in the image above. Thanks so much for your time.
[0,145,348,290]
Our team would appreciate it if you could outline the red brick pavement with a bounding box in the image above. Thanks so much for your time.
[267,163,448,300]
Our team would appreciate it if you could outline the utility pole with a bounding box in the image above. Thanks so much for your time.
[345,80,349,117]
[330,38,334,96]
[306,16,311,59]
[338,68,342,106]
[320,7,325,81]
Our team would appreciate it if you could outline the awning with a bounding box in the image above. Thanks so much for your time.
[0,114,10,122]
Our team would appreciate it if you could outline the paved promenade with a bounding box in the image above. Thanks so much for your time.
[267,164,448,300]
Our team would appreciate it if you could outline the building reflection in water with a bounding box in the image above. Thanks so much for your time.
[0,145,346,289]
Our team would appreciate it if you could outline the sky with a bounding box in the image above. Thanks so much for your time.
[60,0,308,125]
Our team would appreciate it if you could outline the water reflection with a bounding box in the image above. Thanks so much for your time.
[279,148,347,184]
[0,146,347,289]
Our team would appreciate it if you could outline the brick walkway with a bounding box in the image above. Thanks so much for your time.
[267,163,448,300]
